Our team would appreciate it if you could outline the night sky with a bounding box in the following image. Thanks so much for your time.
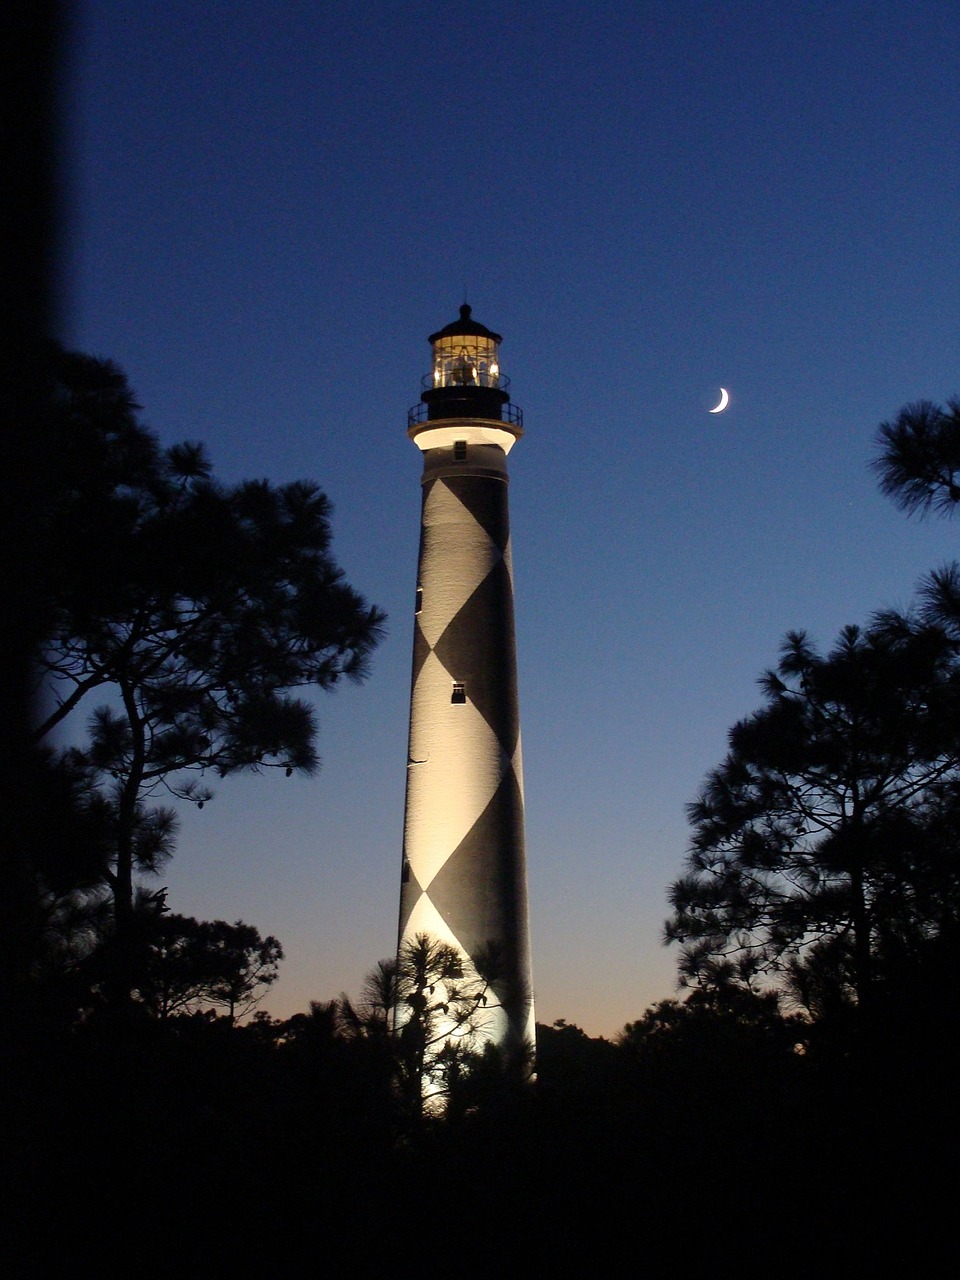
[64,1,959,1035]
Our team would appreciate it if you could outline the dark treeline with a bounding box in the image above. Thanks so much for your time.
[5,987,955,1269]
[4,359,959,1269]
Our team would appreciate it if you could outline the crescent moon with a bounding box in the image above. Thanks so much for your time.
[709,387,730,414]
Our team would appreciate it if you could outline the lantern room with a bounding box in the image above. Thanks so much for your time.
[431,309,501,390]
[412,304,520,425]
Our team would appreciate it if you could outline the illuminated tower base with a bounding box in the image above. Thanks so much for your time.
[397,305,535,1060]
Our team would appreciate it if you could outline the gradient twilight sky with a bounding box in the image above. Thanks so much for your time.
[63,1,959,1035]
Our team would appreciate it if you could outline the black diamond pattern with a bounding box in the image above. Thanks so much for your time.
[409,619,430,691]
[444,474,510,552]
[427,767,526,954]
[432,558,520,756]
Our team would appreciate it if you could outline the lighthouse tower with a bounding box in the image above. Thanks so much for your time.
[397,304,534,1060]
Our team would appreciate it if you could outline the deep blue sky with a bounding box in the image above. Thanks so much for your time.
[64,1,959,1034]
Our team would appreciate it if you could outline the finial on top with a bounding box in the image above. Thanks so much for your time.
[428,305,501,345]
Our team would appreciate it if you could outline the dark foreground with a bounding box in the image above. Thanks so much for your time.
[3,1011,955,1275]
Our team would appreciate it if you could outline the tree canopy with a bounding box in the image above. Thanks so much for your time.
[874,397,960,517]
[340,933,508,1121]
[29,347,385,1000]
[665,394,960,1021]
[130,911,283,1024]
[666,620,960,1011]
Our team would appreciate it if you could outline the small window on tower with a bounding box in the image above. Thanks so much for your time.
[451,682,466,704]
[415,587,423,613]
[453,440,467,461]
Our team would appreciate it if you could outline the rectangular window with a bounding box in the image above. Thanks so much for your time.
[415,587,423,613]
[453,440,467,461]
[451,682,466,704]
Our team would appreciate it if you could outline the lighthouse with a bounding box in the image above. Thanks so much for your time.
[397,304,535,1064]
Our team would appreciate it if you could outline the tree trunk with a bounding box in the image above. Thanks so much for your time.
[109,678,146,1015]
[849,860,873,1013]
